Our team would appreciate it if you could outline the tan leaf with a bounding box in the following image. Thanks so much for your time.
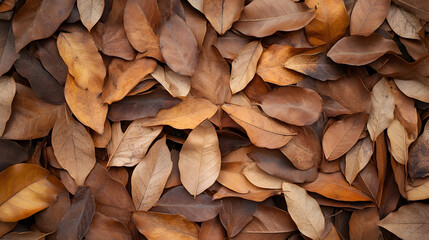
[106,120,162,167]
[151,65,191,98]
[77,0,104,31]
[230,41,263,94]
[379,202,429,240]
[367,78,395,141]
[2,84,62,140]
[256,44,304,85]
[217,162,260,194]
[131,137,172,210]
[349,207,380,240]
[183,2,207,50]
[203,0,244,35]
[406,179,429,201]
[322,113,368,160]
[0,21,19,77]
[64,74,107,134]
[387,3,423,40]
[133,211,199,240]
[345,136,374,184]
[350,0,390,36]
[179,120,221,197]
[0,76,15,136]
[57,31,106,93]
[91,119,112,148]
[233,0,316,38]
[387,119,413,165]
[215,31,252,60]
[242,162,283,189]
[282,182,325,240]
[408,121,429,179]
[394,78,429,103]
[138,96,218,129]
[222,104,296,149]
[52,107,96,186]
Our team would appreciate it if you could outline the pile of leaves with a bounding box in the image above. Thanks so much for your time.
[1,0,429,239]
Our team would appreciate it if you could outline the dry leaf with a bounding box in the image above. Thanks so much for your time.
[203,0,244,35]
[35,192,70,233]
[219,198,257,238]
[394,78,429,103]
[345,136,373,184]
[408,121,429,179]
[151,64,191,98]
[242,162,283,189]
[0,139,28,172]
[85,212,132,240]
[393,0,429,21]
[0,21,18,76]
[77,0,104,31]
[387,3,423,40]
[349,207,380,240]
[350,0,390,36]
[387,119,413,165]
[0,76,15,136]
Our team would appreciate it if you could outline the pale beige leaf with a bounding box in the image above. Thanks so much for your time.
[203,0,244,35]
[64,74,107,134]
[77,0,104,31]
[387,3,423,40]
[138,96,218,129]
[230,41,263,94]
[151,65,191,98]
[406,179,429,201]
[387,119,414,165]
[282,182,325,240]
[222,104,296,149]
[243,162,282,189]
[179,120,221,197]
[2,84,62,140]
[394,78,429,103]
[367,78,395,141]
[131,137,172,210]
[0,76,15,136]
[52,107,96,186]
[57,31,106,93]
[188,0,203,12]
[345,136,373,184]
[107,120,162,167]
[379,202,429,240]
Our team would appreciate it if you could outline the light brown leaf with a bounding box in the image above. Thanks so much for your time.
[151,65,191,98]
[91,119,112,148]
[106,120,162,167]
[345,136,373,184]
[203,0,244,35]
[0,76,15,136]
[0,21,18,76]
[85,212,132,240]
[215,30,252,60]
[217,161,261,194]
[57,31,106,93]
[408,121,429,179]
[349,207,380,240]
[131,137,172,210]
[367,78,395,141]
[222,104,296,148]
[387,3,423,40]
[230,41,263,94]
[133,211,199,240]
[233,0,316,38]
[282,182,325,240]
[393,0,429,21]
[52,107,96,186]
[179,120,221,197]
[350,0,391,36]
[394,78,429,103]
[242,162,283,189]
[64,74,107,134]
[387,119,413,165]
[183,2,206,50]
[77,0,104,31]
[322,113,368,160]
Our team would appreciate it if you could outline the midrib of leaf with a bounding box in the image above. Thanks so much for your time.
[106,124,131,167]
[194,132,207,197]
[325,120,357,159]
[238,10,315,22]
[234,42,259,82]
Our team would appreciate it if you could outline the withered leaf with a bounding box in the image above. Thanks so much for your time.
[242,162,283,189]
[0,139,28,172]
[0,76,15,136]
[408,121,429,179]
[35,192,70,233]
[85,212,132,240]
[203,0,244,35]
[151,61,191,98]
[393,0,429,21]
[345,136,373,184]
[350,0,390,36]
[387,119,413,165]
[387,3,423,40]
[35,37,68,86]
[0,20,18,76]
[77,0,104,31]
[349,207,380,240]
[394,78,429,103]
[200,217,226,240]
[219,198,258,238]
[215,30,252,60]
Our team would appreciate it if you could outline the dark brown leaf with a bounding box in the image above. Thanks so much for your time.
[219,198,258,238]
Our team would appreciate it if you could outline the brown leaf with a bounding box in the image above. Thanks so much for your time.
[345,136,373,184]
[151,186,222,222]
[77,0,104,31]
[213,185,280,202]
[350,0,390,36]
[107,88,182,121]
[35,38,68,86]
[0,222,16,238]
[379,202,429,240]
[85,212,132,240]
[35,192,70,233]
[387,119,413,165]
[394,78,429,103]
[0,21,18,76]
[284,52,346,81]
[322,113,368,160]
[179,120,221,196]
[2,83,63,140]
[1,231,49,240]
[133,211,199,240]
[137,96,218,129]
[64,74,107,134]
[151,64,191,98]
[217,161,262,194]
[91,119,112,148]
[282,182,325,240]
[103,57,157,104]
[0,0,14,12]
[302,172,372,202]
[304,0,349,46]
[183,2,207,50]
[387,3,423,40]
[215,30,252,60]
[327,34,401,66]
[57,31,106,93]
[131,137,172,211]
[203,0,244,35]
[0,76,15,136]
[0,139,28,172]
[0,163,65,222]
[219,198,257,238]
[256,44,304,85]
[242,162,283,189]
[12,0,75,52]
[200,217,226,240]
[106,120,162,167]
[222,104,296,149]
[124,0,162,60]
[52,107,96,186]
[260,86,323,126]
[233,0,315,37]
[349,207,380,240]
[57,187,96,240]
[408,121,429,179]
[393,0,429,21]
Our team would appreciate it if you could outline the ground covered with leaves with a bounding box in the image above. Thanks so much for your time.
[0,0,428,239]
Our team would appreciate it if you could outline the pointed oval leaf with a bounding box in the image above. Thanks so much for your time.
[85,212,132,240]
[345,136,374,184]
[77,0,104,31]
[350,0,391,36]
[203,0,244,35]
[0,76,15,136]
[387,3,423,40]
[151,64,191,98]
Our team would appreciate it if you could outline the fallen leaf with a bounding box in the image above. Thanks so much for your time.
[0,222,16,238]
[408,121,429,179]
[219,198,257,238]
[35,37,68,86]
[203,0,244,35]
[91,119,112,148]
[35,192,70,233]
[0,76,15,136]
[345,136,373,184]
[0,163,64,222]
[393,0,429,21]
[179,120,221,196]
[200,217,226,240]
[242,162,283,189]
[349,207,380,240]
[1,231,49,240]
[215,30,252,59]
[77,0,104,31]
[350,0,391,36]
[212,185,280,202]
[0,139,28,172]
[106,120,162,167]
[183,2,207,49]
[394,78,429,103]
[151,64,191,98]
[0,21,18,76]
[85,212,132,240]
[131,137,172,210]
[387,3,423,40]
[233,0,316,37]
[387,119,413,165]
[133,211,199,240]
